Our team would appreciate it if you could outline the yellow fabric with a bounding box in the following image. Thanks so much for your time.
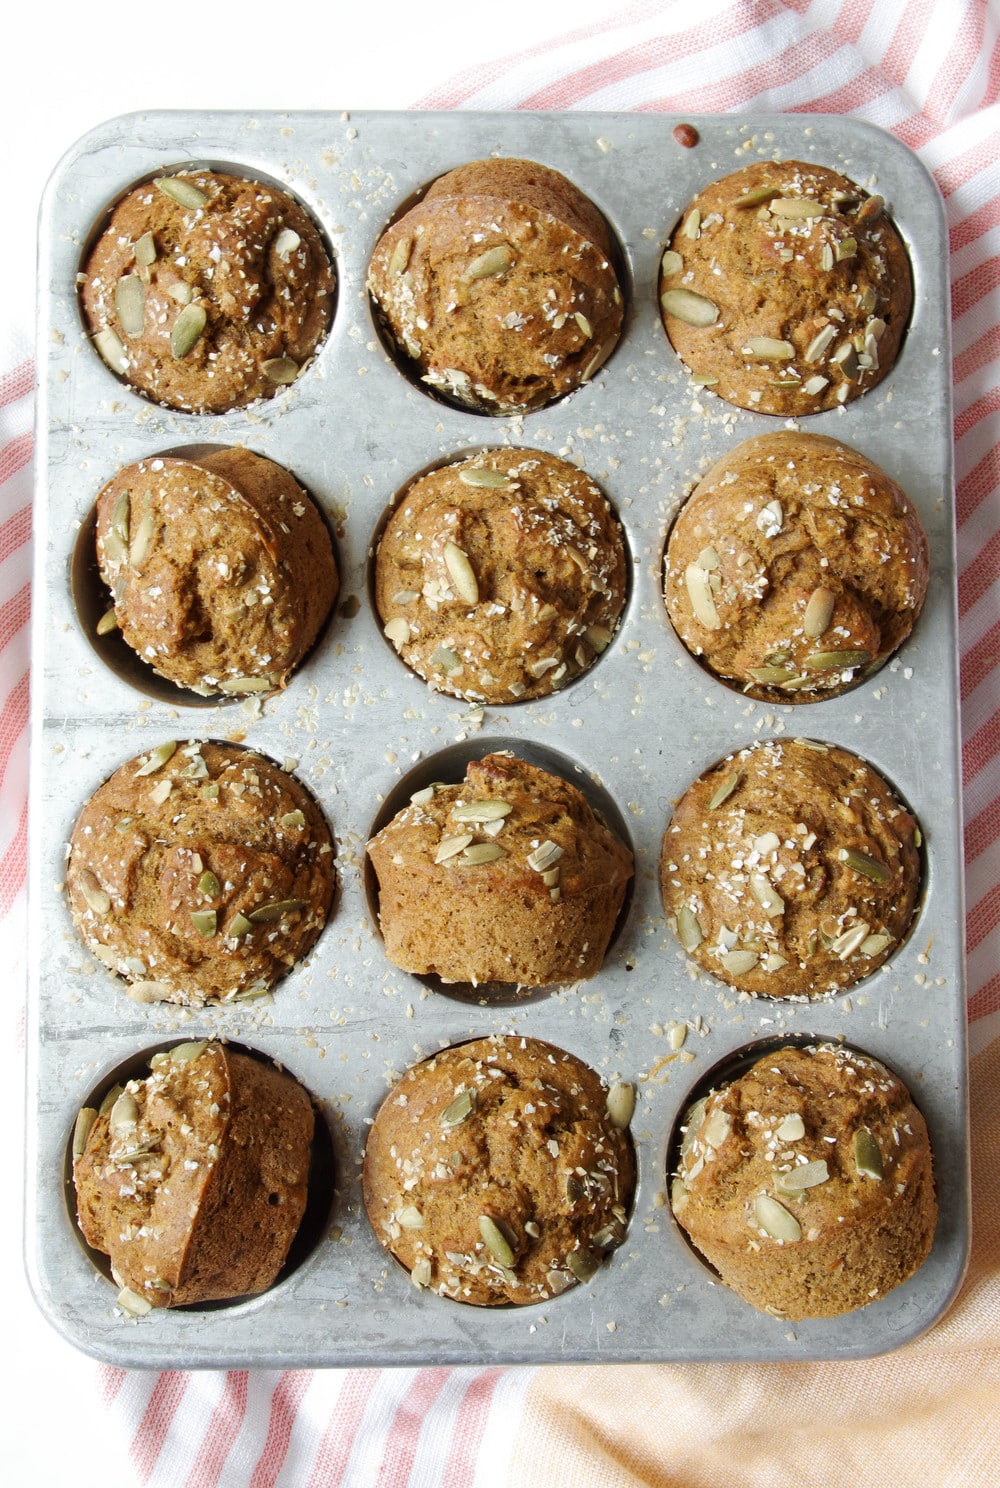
[512,1040,1000,1487]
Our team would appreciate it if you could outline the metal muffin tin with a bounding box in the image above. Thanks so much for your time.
[27,109,968,1367]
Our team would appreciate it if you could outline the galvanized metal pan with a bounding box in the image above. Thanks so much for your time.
[27,109,968,1367]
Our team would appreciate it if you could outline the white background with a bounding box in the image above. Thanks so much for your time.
[4,4,619,1483]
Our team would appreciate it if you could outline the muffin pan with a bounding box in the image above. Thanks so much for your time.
[27,110,968,1366]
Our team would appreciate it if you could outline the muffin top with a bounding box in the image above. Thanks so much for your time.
[81,170,334,413]
[367,752,633,987]
[95,448,337,698]
[74,1040,314,1308]
[659,159,912,415]
[367,158,623,412]
[375,448,627,704]
[670,1042,936,1317]
[660,738,921,998]
[362,1034,635,1305]
[66,741,335,1005]
[663,432,928,701]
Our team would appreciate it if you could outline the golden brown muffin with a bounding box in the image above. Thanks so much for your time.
[664,432,928,701]
[81,169,334,413]
[367,158,623,412]
[66,741,335,1006]
[363,1035,635,1305]
[660,739,921,998]
[375,448,627,703]
[659,159,912,415]
[73,1041,315,1309]
[367,753,633,987]
[94,448,337,698]
[670,1043,937,1319]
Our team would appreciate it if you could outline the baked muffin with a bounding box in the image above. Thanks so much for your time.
[367,158,623,412]
[81,169,334,414]
[66,741,335,1005]
[375,448,627,703]
[367,752,633,987]
[664,432,928,701]
[73,1041,315,1309]
[94,448,337,698]
[659,159,912,415]
[670,1042,937,1319]
[363,1035,635,1305]
[660,738,921,998]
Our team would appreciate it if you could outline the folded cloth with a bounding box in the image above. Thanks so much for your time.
[9,2,1000,1484]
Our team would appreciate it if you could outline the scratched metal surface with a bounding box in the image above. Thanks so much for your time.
[26,109,968,1367]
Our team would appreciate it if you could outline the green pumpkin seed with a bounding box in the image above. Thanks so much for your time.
[73,1107,98,1158]
[676,903,704,952]
[860,932,893,957]
[462,842,506,865]
[95,606,118,636]
[803,649,870,671]
[660,287,719,328]
[153,175,208,210]
[478,1215,515,1267]
[606,1081,635,1130]
[435,833,474,863]
[248,898,304,923]
[168,1041,209,1063]
[170,302,207,359]
[458,467,510,489]
[836,236,858,261]
[440,1088,476,1128]
[166,281,193,305]
[444,542,479,604]
[526,840,563,873]
[750,873,784,918]
[196,870,220,898]
[733,184,781,208]
[574,312,592,339]
[769,197,826,219]
[856,193,884,225]
[660,249,684,277]
[721,949,759,976]
[567,1248,599,1284]
[452,800,512,822]
[805,326,837,364]
[115,274,146,338]
[109,1090,138,1134]
[190,909,217,937]
[701,1107,731,1149]
[707,770,742,810]
[228,912,253,939]
[742,336,795,361]
[803,586,836,639]
[853,1126,884,1179]
[78,869,110,916]
[430,644,461,674]
[262,356,300,385]
[94,326,128,375]
[748,665,794,685]
[128,510,155,569]
[218,676,271,695]
[397,1205,425,1230]
[775,1159,829,1193]
[280,810,306,830]
[684,562,721,629]
[134,231,157,267]
[839,849,891,883]
[389,235,412,276]
[134,740,176,777]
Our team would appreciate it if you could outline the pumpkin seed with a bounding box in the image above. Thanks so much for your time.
[383,617,410,649]
[856,193,884,225]
[452,800,512,822]
[273,227,301,258]
[803,586,836,638]
[115,274,145,338]
[190,909,217,937]
[742,336,795,361]
[444,542,479,604]
[134,231,157,267]
[467,245,514,279]
[218,676,271,694]
[832,340,860,380]
[676,904,704,952]
[835,235,858,262]
[247,898,304,922]
[606,1081,635,1130]
[701,1107,731,1149]
[860,932,893,957]
[769,197,826,219]
[478,1215,515,1268]
[803,649,870,671]
[435,833,474,863]
[681,208,701,239]
[748,665,794,685]
[197,870,221,897]
[733,184,780,208]
[410,1257,432,1289]
[166,281,193,305]
[78,870,110,916]
[73,1107,98,1158]
[126,980,173,1003]
[94,326,128,375]
[660,287,719,327]
[280,810,306,830]
[168,1040,209,1063]
[853,1126,884,1179]
[430,644,461,674]
[117,1287,153,1317]
[228,913,253,939]
[696,545,720,570]
[684,562,721,629]
[720,949,759,975]
[95,607,119,636]
[775,1159,829,1192]
[134,740,177,776]
[839,849,891,883]
[753,1193,802,1242]
[109,1090,139,1134]
[389,235,412,276]
[170,302,207,359]
[707,770,741,810]
[750,873,784,919]
[458,467,510,488]
[574,312,592,338]
[440,1088,476,1127]
[397,1205,425,1230]
[462,842,506,865]
[586,624,613,653]
[660,249,683,277]
[775,1114,805,1141]
[262,356,300,385]
[154,175,208,209]
[567,1248,599,1284]
[803,374,829,395]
